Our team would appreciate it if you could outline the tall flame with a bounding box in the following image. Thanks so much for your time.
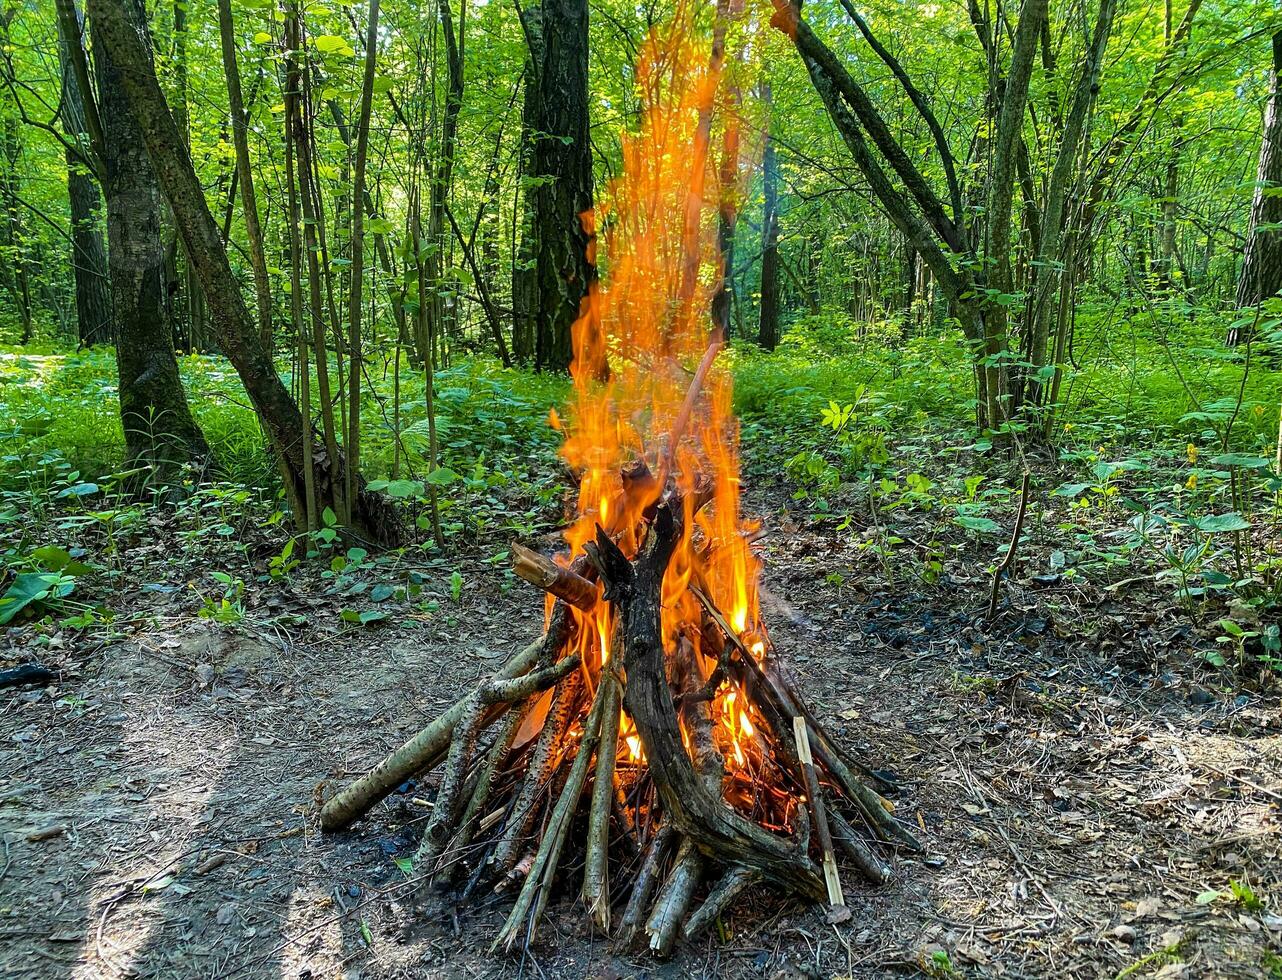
[553,1,766,781]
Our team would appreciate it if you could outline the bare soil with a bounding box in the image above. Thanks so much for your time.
[3,494,1281,979]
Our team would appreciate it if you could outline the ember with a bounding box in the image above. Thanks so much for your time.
[318,0,920,957]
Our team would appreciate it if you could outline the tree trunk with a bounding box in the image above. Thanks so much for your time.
[512,42,539,366]
[92,0,208,477]
[1235,31,1282,317]
[216,0,273,349]
[520,0,595,372]
[758,86,781,351]
[56,0,113,347]
[171,0,208,353]
[85,0,398,543]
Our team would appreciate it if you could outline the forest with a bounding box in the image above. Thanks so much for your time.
[1,0,1281,976]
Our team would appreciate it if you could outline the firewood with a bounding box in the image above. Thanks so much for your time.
[616,823,673,948]
[319,627,558,832]
[448,705,528,879]
[493,671,613,953]
[479,653,581,703]
[601,498,826,901]
[491,670,584,877]
[645,837,703,955]
[414,692,486,874]
[829,808,891,885]
[583,660,622,931]
[683,865,758,940]
[793,716,845,909]
[511,542,597,611]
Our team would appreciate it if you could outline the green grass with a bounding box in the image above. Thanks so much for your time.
[1,304,1276,499]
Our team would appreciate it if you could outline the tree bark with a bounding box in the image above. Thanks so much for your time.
[758,83,781,351]
[55,0,112,347]
[519,0,595,372]
[216,0,273,350]
[1235,31,1282,317]
[91,0,208,477]
[171,0,208,353]
[85,0,398,542]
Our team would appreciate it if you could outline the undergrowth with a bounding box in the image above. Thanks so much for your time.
[2,305,1280,679]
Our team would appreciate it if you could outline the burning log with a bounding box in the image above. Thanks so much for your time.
[510,543,598,611]
[315,480,919,958]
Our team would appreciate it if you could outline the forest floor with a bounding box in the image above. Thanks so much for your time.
[3,481,1282,980]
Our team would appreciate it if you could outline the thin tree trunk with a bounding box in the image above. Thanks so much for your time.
[346,0,380,522]
[55,0,112,346]
[171,0,208,352]
[216,0,273,349]
[758,82,781,351]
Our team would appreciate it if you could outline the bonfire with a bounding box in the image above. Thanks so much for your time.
[318,8,920,956]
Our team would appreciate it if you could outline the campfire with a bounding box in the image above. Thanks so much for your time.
[318,9,919,956]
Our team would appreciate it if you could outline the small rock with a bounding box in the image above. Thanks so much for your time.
[1111,924,1137,943]
[195,664,216,688]
[1187,686,1215,706]
[215,903,237,926]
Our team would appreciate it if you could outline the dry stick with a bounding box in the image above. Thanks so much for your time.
[447,705,528,877]
[683,865,758,941]
[320,623,564,831]
[491,671,583,877]
[414,692,485,873]
[645,838,704,956]
[583,661,623,932]
[767,654,893,794]
[793,717,845,909]
[616,823,673,948]
[829,808,890,885]
[493,674,613,953]
[480,654,581,703]
[511,543,598,611]
[987,471,1032,620]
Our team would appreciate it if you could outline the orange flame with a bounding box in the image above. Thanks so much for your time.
[552,1,767,785]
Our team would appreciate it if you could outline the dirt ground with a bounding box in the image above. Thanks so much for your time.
[3,492,1281,979]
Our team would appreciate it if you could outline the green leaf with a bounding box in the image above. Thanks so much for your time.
[386,479,424,498]
[0,573,73,625]
[56,482,99,498]
[1208,454,1272,470]
[1191,512,1250,533]
[1053,482,1092,497]
[359,610,388,625]
[393,856,413,875]
[954,515,1001,534]
[425,467,460,487]
[371,583,395,602]
[313,34,354,55]
[30,545,91,576]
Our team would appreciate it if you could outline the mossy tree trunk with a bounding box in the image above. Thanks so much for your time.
[92,0,208,480]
